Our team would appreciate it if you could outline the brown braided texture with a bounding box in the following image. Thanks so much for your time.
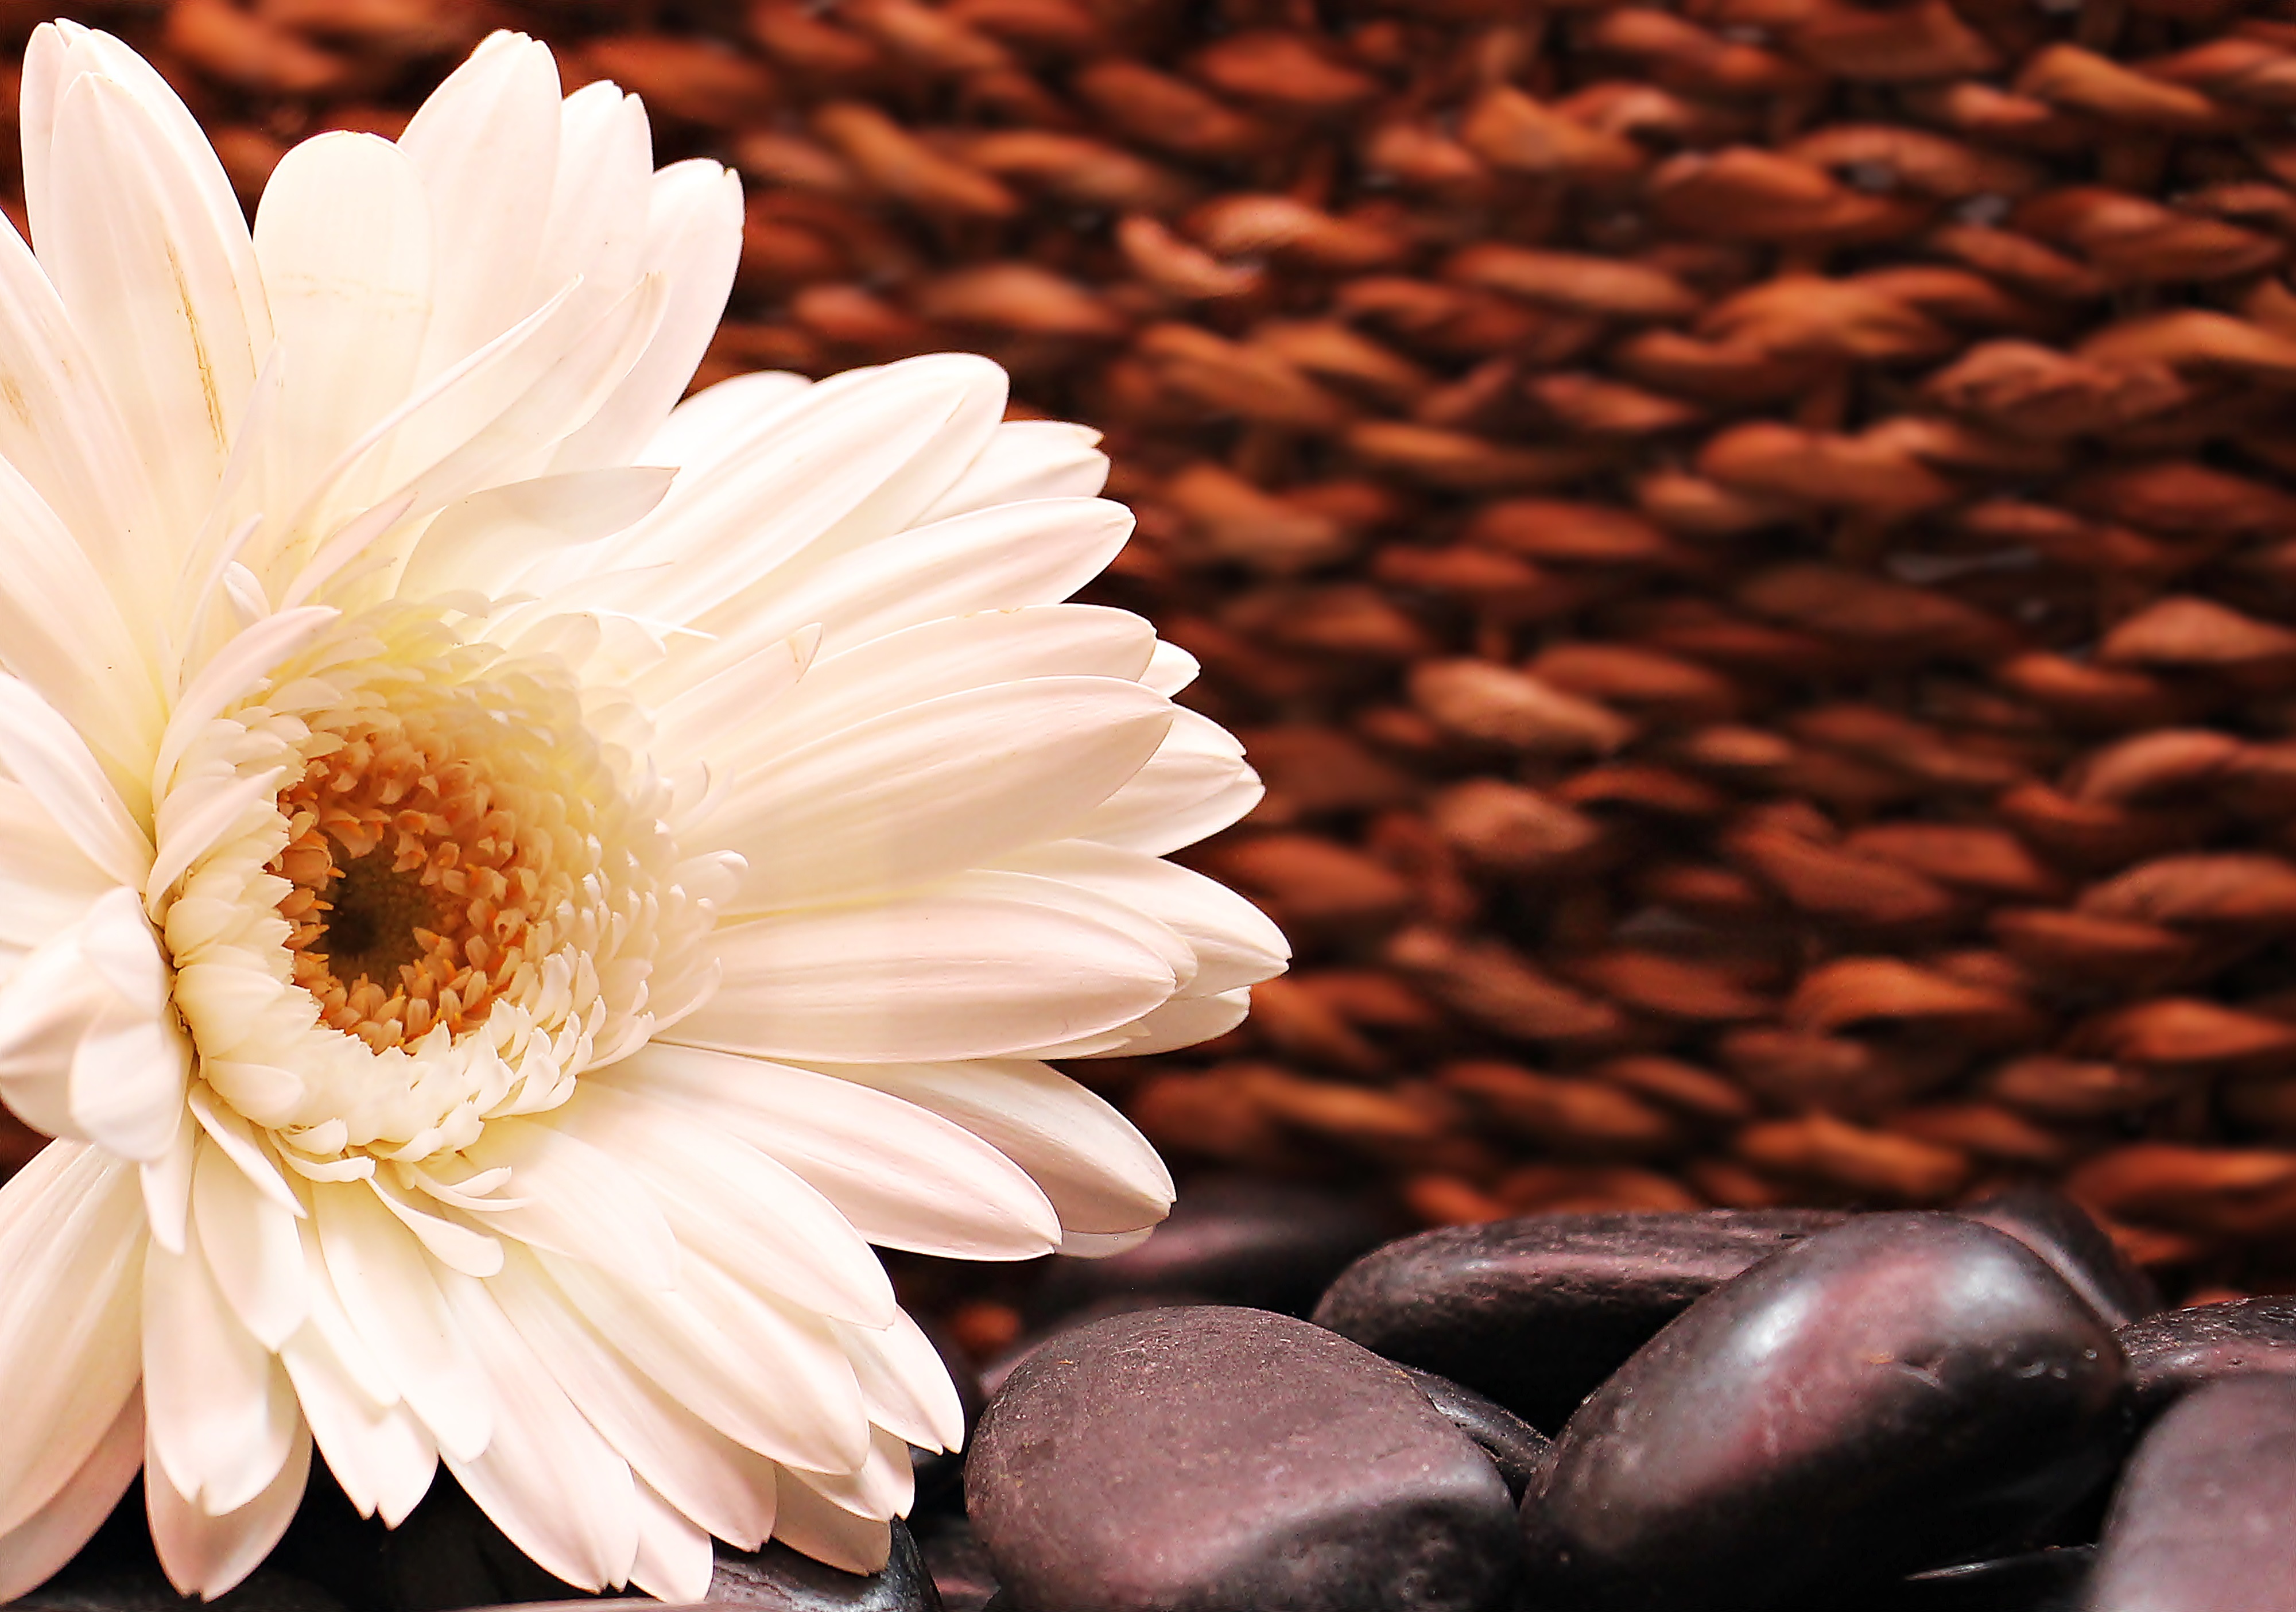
[25,0,2296,1295]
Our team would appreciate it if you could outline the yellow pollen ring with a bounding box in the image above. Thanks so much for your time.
[270,722,545,1053]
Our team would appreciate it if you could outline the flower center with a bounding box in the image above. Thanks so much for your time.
[269,709,559,1054]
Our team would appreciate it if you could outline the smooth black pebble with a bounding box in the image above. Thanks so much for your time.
[1312,1208,1848,1431]
[2118,1296,2296,1423]
[1397,1366,1554,1501]
[2085,1376,2296,1612]
[1028,1176,1392,1322]
[1957,1187,2159,1328]
[1522,1212,2124,1612]
[707,1522,941,1610]
[968,1305,1519,1612]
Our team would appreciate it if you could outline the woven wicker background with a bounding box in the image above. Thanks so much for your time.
[13,0,2296,1301]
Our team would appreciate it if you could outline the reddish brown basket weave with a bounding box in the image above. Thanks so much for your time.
[25,0,2296,1296]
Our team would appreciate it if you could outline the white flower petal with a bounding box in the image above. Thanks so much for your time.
[769,1468,890,1576]
[459,1114,678,1291]
[528,83,651,317]
[541,1251,868,1474]
[682,871,1183,1063]
[0,1145,144,1539]
[312,1183,492,1463]
[491,1246,778,1551]
[0,676,150,888]
[192,1135,308,1350]
[549,160,742,475]
[396,30,563,376]
[142,1236,300,1515]
[915,419,1110,522]
[702,676,1172,912]
[1069,986,1256,1061]
[833,1311,967,1453]
[0,1386,142,1603]
[553,1084,894,1327]
[641,369,812,470]
[1003,841,1290,996]
[146,1416,309,1601]
[0,453,161,796]
[1143,639,1201,696]
[252,131,435,525]
[41,70,266,552]
[0,781,114,966]
[278,1326,436,1527]
[673,603,1156,774]
[627,1478,715,1606]
[609,1044,1059,1263]
[803,1060,1174,1242]
[439,1270,639,1594]
[1074,706,1263,856]
[398,466,676,599]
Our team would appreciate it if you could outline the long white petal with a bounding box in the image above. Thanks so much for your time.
[770,1468,890,1576]
[0,1145,144,1539]
[549,160,742,474]
[550,1084,894,1327]
[278,1324,436,1527]
[312,1183,491,1463]
[41,71,266,554]
[457,1115,678,1290]
[801,1060,1174,1242]
[0,1387,142,1603]
[0,676,150,888]
[396,30,561,376]
[191,1134,307,1350]
[146,1416,309,1600]
[438,1270,639,1594]
[701,676,1172,912]
[252,131,434,524]
[1073,706,1263,856]
[627,1478,715,1606]
[833,1310,967,1453]
[609,1044,1060,1262]
[681,871,1182,1063]
[142,1237,299,1516]
[491,1246,778,1551]
[914,418,1110,521]
[1003,840,1290,997]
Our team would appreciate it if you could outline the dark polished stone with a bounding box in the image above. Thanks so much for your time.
[1312,1208,1850,1431]
[13,1571,349,1612]
[969,1305,1519,1612]
[1029,1176,1394,1322]
[1523,1213,2126,1612]
[1958,1187,2159,1328]
[913,1517,1000,1612]
[980,1291,1207,1398]
[708,1524,941,1610]
[2119,1296,2296,1423]
[1868,1546,2094,1611]
[2086,1377,2296,1612]
[378,1475,587,1612]
[1397,1365,1554,1501]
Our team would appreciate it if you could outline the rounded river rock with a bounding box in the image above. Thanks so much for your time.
[1522,1212,2124,1612]
[968,1305,1519,1612]
[1312,1208,1848,1431]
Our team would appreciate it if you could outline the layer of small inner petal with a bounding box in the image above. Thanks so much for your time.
[270,716,553,1053]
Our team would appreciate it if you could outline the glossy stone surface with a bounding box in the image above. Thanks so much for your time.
[2086,1377,2296,1612]
[1522,1213,2125,1612]
[709,1524,942,1610]
[969,1305,1519,1612]
[1029,1176,1393,1322]
[1870,1547,2093,1611]
[1958,1187,2159,1328]
[1398,1365,1554,1501]
[2118,1296,2296,1422]
[914,1517,1000,1612]
[1312,1208,1849,1430]
[13,1571,347,1612]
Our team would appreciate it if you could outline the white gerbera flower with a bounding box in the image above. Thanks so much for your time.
[0,22,1285,1603]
